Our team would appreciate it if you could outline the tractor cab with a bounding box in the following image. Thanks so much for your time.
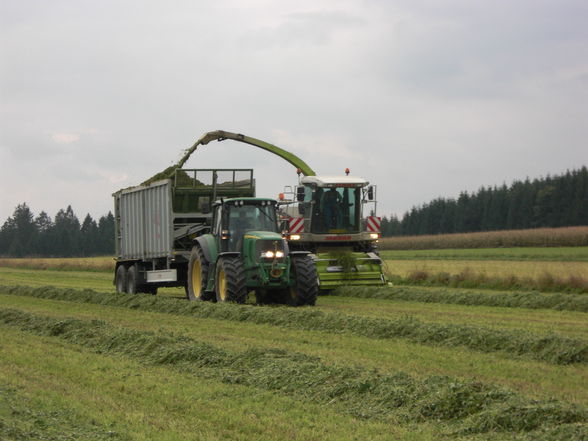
[212,198,281,253]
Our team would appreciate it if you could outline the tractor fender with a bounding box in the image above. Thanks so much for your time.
[194,236,218,264]
[289,251,310,257]
[217,251,241,262]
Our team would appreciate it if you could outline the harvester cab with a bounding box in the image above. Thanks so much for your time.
[187,197,318,306]
[281,173,386,291]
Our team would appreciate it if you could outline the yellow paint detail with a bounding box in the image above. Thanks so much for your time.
[191,259,201,297]
[244,234,261,239]
[218,268,227,301]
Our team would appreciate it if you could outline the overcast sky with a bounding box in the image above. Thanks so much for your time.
[1,0,587,223]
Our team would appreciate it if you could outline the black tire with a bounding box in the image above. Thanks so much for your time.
[126,265,138,294]
[115,265,127,293]
[287,256,318,306]
[215,257,247,303]
[187,246,214,301]
[143,285,158,295]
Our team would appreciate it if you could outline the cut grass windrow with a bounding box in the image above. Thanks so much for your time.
[1,307,587,439]
[0,385,131,441]
[334,286,588,312]
[2,285,588,365]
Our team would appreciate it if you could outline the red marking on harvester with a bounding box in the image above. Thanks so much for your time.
[366,216,381,233]
[289,217,305,234]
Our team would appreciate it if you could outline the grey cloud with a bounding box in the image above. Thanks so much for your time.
[1,0,586,222]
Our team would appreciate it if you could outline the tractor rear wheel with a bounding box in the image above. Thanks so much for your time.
[187,246,213,301]
[215,257,247,303]
[115,265,127,293]
[286,256,318,306]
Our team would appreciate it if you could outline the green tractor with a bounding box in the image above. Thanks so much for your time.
[186,197,318,305]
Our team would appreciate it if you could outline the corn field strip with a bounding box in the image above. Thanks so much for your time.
[2,285,587,365]
[0,307,586,439]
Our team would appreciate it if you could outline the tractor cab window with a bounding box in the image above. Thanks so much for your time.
[225,202,279,251]
[311,186,360,234]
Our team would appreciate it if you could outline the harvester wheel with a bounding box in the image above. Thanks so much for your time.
[115,265,127,294]
[287,256,318,306]
[187,246,213,301]
[215,257,247,303]
[126,265,138,294]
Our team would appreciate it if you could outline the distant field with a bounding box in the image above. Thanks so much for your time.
[379,246,588,261]
[0,256,113,272]
[380,226,588,249]
[383,259,588,279]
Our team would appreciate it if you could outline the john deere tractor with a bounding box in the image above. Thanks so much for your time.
[186,197,318,305]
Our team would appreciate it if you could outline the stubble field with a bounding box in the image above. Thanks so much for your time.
[0,248,587,440]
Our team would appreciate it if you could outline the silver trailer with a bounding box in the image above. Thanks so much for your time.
[113,168,255,295]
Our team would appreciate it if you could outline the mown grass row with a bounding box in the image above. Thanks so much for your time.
[0,385,130,441]
[1,307,586,439]
[2,285,587,365]
[380,226,588,250]
[334,286,588,312]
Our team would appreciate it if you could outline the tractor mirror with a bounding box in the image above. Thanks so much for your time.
[296,186,305,202]
[280,219,289,232]
[367,186,374,200]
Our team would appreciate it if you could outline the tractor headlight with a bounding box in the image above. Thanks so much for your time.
[275,250,284,258]
[261,250,275,259]
[369,233,379,240]
[290,234,301,241]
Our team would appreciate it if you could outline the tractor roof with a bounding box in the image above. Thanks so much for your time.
[301,175,369,187]
[218,197,277,205]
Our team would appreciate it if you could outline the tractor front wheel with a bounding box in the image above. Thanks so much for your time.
[215,257,247,303]
[286,256,318,306]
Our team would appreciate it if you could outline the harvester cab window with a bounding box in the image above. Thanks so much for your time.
[312,186,361,233]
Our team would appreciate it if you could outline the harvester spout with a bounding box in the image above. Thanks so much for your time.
[177,130,316,177]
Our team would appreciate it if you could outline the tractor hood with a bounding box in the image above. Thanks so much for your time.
[243,231,283,241]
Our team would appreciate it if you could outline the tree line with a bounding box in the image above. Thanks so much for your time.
[380,166,588,236]
[0,204,115,257]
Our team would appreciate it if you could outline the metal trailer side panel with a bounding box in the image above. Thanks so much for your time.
[144,183,172,258]
[117,181,172,260]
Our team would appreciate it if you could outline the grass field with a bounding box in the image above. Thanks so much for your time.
[0,251,587,440]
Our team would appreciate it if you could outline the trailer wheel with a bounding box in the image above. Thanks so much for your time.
[187,246,213,301]
[287,256,318,306]
[127,265,138,294]
[215,257,247,303]
[115,265,127,293]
